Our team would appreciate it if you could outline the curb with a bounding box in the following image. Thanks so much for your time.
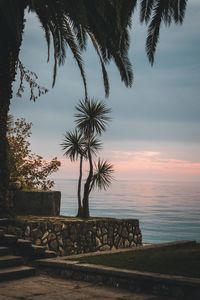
[35,240,200,299]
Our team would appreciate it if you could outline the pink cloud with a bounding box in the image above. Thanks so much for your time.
[106,150,200,180]
[49,151,200,181]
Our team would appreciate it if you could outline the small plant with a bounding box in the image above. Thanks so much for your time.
[7,116,61,190]
[62,98,114,218]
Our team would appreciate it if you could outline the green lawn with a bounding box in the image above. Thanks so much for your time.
[72,243,200,278]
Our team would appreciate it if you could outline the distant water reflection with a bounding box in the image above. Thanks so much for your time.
[53,179,200,243]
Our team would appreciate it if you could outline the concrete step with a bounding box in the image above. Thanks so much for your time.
[0,266,36,282]
[0,255,24,268]
[0,246,9,256]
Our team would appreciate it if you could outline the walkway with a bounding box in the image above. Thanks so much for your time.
[0,275,171,300]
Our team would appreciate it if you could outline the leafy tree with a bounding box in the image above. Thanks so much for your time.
[0,0,188,214]
[62,99,114,218]
[8,117,60,190]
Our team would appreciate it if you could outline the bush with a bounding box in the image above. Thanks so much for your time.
[7,116,60,190]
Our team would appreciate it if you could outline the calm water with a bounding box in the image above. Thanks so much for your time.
[53,179,200,244]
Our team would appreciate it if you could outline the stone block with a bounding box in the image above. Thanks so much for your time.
[13,190,61,216]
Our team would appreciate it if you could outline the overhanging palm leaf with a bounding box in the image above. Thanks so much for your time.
[91,159,114,191]
[140,0,188,64]
[29,1,88,96]
[75,98,111,136]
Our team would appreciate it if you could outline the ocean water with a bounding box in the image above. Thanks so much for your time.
[53,179,200,244]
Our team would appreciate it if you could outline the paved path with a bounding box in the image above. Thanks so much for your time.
[0,275,171,300]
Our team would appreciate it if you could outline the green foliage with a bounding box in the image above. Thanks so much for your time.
[7,117,60,190]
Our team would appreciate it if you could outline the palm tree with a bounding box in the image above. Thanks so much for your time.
[62,98,113,218]
[0,0,188,215]
[61,128,102,217]
[75,98,111,218]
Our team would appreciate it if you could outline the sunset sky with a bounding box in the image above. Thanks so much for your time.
[11,1,200,182]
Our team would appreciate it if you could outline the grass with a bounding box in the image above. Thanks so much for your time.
[71,243,200,278]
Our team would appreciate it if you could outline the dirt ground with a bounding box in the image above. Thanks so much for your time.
[0,275,171,300]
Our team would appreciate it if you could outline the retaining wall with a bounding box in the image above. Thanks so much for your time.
[7,218,142,256]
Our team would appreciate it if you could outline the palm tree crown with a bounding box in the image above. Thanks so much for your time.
[61,129,85,161]
[75,98,111,136]
[1,0,188,97]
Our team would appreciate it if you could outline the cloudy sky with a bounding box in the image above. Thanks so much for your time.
[11,1,200,181]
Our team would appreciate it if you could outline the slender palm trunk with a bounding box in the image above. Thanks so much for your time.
[82,148,93,218]
[76,154,83,217]
[0,5,25,216]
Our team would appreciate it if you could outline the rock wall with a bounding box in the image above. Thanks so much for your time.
[13,191,61,216]
[7,218,142,256]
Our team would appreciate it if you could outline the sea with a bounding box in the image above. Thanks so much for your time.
[53,179,200,244]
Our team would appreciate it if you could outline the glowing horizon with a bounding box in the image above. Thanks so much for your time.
[50,150,200,182]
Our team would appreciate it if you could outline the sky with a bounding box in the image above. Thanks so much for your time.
[11,1,200,182]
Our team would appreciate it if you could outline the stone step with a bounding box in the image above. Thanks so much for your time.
[16,239,32,248]
[14,239,33,256]
[0,246,9,256]
[0,234,18,246]
[0,266,36,282]
[0,255,24,268]
[16,243,57,259]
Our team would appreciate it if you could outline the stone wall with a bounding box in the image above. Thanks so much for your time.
[7,218,142,256]
[13,191,61,216]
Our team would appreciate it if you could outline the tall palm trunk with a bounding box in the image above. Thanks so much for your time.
[76,154,83,217]
[0,4,25,216]
[82,148,93,218]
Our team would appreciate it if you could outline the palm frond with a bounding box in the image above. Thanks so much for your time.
[88,135,102,156]
[88,32,110,98]
[63,17,88,99]
[141,0,188,64]
[145,0,162,65]
[140,0,154,23]
[75,98,111,136]
[61,129,85,161]
[91,159,114,190]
